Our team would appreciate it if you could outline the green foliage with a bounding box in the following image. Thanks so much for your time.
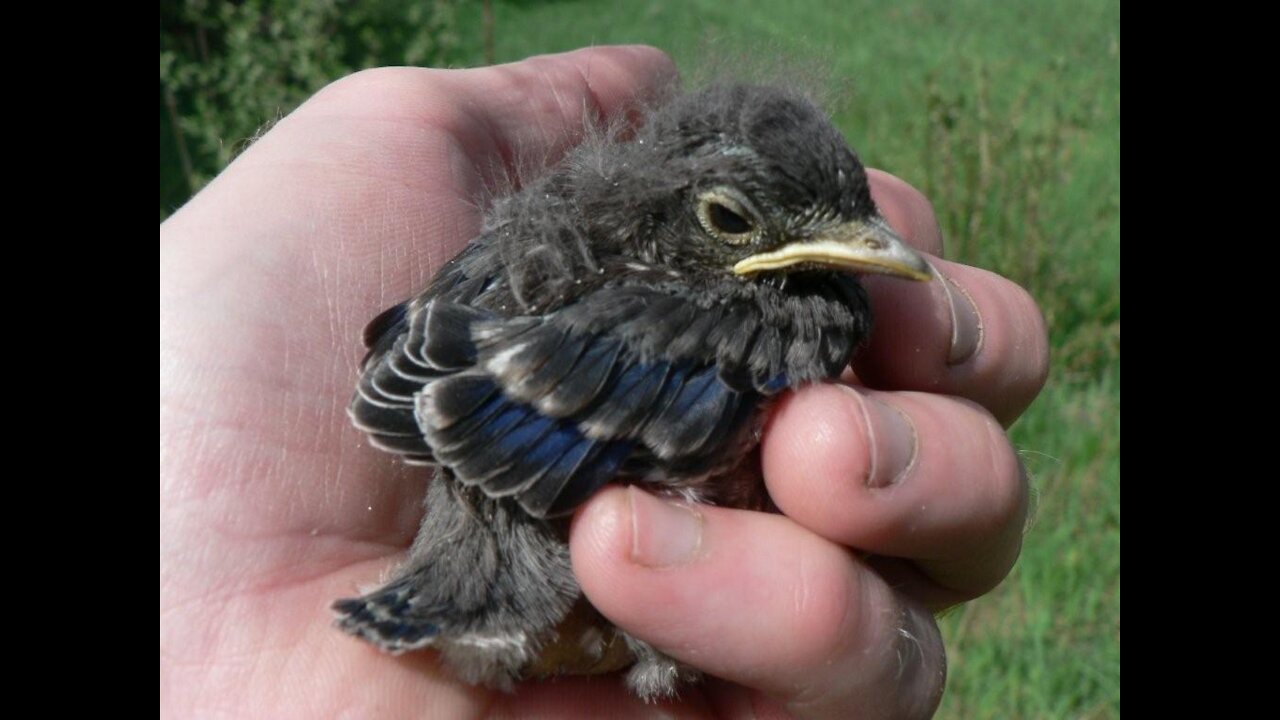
[159,0,460,215]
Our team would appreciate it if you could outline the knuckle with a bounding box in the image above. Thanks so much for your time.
[787,548,864,669]
[316,66,430,106]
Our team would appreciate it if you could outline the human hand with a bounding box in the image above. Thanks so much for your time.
[160,46,1047,718]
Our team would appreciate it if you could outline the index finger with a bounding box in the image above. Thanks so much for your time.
[863,171,1049,425]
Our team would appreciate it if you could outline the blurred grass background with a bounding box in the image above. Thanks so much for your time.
[160,1,1119,717]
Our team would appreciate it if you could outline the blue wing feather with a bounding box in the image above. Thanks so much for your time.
[520,438,634,518]
[355,288,773,518]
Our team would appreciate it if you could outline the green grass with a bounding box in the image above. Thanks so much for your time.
[945,370,1120,718]
[160,2,1120,716]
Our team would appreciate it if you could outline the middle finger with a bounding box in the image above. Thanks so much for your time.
[761,383,1029,603]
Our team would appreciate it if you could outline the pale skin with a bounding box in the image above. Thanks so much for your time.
[160,46,1048,719]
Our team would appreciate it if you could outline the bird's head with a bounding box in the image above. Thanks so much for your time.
[577,84,931,286]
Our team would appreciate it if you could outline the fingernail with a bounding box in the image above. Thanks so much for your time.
[930,263,983,365]
[845,387,918,488]
[628,486,703,568]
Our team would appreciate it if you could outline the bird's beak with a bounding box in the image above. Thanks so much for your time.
[733,217,932,281]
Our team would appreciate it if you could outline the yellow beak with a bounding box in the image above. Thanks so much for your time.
[733,217,932,282]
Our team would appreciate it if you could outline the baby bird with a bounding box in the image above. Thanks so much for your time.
[334,82,931,700]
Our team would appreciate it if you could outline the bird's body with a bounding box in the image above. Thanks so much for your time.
[334,83,930,699]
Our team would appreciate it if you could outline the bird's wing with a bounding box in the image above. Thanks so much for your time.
[352,285,778,518]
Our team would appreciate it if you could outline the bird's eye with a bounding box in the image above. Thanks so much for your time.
[696,188,760,245]
[708,203,752,234]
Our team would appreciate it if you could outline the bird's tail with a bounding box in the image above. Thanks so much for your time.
[332,470,580,686]
[332,576,441,652]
